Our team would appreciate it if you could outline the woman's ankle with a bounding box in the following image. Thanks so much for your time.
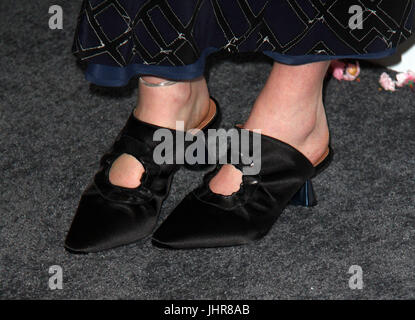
[110,77,210,189]
[244,100,330,166]
[134,76,210,130]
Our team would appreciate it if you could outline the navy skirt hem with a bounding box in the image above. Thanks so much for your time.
[74,0,414,87]
[85,47,396,87]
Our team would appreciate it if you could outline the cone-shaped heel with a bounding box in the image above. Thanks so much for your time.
[289,179,317,207]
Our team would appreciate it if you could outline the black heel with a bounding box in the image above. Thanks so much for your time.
[289,146,333,207]
[290,145,333,207]
[289,179,317,207]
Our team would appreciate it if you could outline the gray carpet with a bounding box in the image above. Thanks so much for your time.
[1,1,414,300]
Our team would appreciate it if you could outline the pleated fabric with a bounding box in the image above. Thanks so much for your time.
[72,0,415,86]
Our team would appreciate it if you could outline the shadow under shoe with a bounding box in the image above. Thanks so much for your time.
[152,127,332,250]
[65,98,221,253]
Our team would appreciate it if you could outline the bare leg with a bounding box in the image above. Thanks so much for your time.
[210,61,331,196]
[109,76,210,188]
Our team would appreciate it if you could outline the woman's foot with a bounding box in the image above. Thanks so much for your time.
[65,80,220,253]
[152,126,331,249]
[109,76,210,189]
[209,61,331,196]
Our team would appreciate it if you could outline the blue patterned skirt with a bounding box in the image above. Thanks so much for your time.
[72,0,415,86]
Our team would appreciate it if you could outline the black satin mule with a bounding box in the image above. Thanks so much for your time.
[152,127,332,249]
[65,98,220,253]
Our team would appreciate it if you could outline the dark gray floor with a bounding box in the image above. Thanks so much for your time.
[1,1,414,299]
